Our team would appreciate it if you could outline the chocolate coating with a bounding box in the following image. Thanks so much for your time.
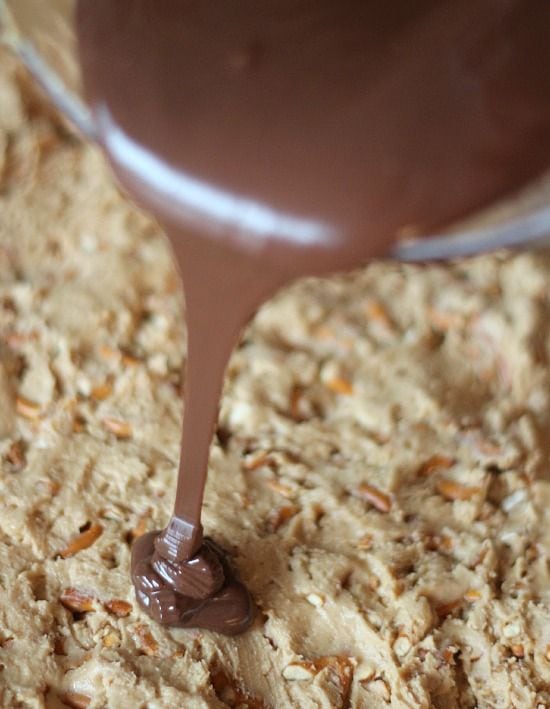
[76,0,550,635]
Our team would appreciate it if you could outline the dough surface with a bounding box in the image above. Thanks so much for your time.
[0,52,549,708]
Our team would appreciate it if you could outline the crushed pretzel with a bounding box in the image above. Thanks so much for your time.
[267,505,299,532]
[104,599,133,617]
[365,299,394,329]
[354,483,392,513]
[283,655,354,700]
[72,413,86,433]
[60,588,95,613]
[102,630,121,648]
[60,692,92,709]
[416,455,454,477]
[5,439,26,470]
[425,533,454,552]
[464,588,482,602]
[59,523,103,559]
[436,479,480,501]
[102,417,132,439]
[511,644,525,658]
[121,352,141,367]
[242,451,272,471]
[439,535,455,552]
[312,656,353,699]
[325,376,354,396]
[15,395,42,420]
[357,534,374,550]
[289,385,307,421]
[128,513,150,540]
[135,625,159,656]
[263,478,296,499]
[90,382,113,401]
[98,345,119,361]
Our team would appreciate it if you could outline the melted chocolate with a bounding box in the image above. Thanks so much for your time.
[132,532,254,635]
[75,0,550,634]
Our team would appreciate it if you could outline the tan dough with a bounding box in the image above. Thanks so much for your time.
[0,51,549,709]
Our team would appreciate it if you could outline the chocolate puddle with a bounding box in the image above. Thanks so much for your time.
[76,0,550,634]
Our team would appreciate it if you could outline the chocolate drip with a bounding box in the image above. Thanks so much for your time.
[76,0,550,634]
[132,532,254,635]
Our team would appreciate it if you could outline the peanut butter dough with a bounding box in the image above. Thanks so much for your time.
[0,52,549,708]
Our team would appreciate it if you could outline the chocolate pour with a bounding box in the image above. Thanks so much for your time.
[76,0,550,635]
